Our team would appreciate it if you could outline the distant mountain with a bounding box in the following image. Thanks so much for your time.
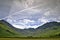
[0,20,60,37]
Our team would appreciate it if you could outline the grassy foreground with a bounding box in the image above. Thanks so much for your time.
[0,38,60,40]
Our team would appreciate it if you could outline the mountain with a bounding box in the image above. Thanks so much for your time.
[35,22,60,37]
[0,20,60,37]
[15,21,60,37]
[11,21,60,37]
[0,20,24,37]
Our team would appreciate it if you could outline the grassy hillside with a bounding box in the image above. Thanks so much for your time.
[34,22,60,37]
[0,20,23,37]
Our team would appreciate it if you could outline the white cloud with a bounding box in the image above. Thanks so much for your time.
[44,11,50,16]
[6,19,13,23]
[11,18,50,29]
[13,25,26,29]
[8,19,38,29]
[38,17,49,23]
[24,0,34,8]
[13,24,40,29]
[23,19,35,24]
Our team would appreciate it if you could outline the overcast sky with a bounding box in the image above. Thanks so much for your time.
[0,0,60,29]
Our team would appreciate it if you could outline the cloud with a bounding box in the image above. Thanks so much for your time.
[44,11,50,16]
[13,24,39,29]
[0,0,13,19]
[1,0,60,29]
[23,19,35,24]
[38,18,49,23]
[6,18,41,29]
[13,25,26,29]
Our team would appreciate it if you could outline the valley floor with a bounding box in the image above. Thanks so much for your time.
[0,38,60,40]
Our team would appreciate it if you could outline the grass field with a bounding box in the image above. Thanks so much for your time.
[0,38,60,40]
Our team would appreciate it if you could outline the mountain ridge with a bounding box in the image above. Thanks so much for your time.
[0,20,60,37]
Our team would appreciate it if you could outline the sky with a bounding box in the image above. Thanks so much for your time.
[0,0,60,29]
